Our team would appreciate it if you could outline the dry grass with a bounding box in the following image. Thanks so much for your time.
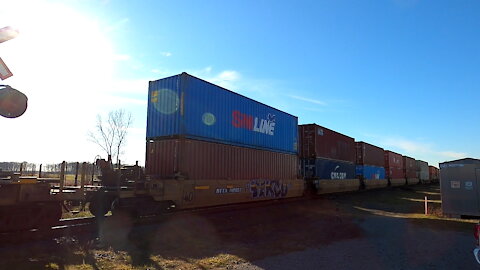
[41,173,97,186]
[61,205,95,219]
[353,206,476,224]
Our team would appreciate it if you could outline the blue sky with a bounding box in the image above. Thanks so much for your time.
[1,0,479,166]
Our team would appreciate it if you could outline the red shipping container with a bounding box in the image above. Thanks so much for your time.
[429,166,439,180]
[299,124,355,163]
[145,138,298,180]
[384,150,404,179]
[356,141,384,167]
[403,156,416,178]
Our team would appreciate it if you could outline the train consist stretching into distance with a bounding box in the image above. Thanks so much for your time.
[0,72,440,232]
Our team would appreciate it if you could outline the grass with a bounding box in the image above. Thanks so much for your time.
[41,173,97,186]
[61,205,95,219]
[196,254,246,269]
[36,246,246,270]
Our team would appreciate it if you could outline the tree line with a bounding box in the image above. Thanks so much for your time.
[0,161,96,174]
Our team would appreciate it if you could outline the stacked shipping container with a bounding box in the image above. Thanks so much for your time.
[146,139,297,180]
[299,124,359,194]
[303,159,355,179]
[147,73,298,154]
[403,156,419,185]
[429,166,439,182]
[146,73,299,184]
[403,156,416,178]
[355,142,386,180]
[384,151,404,179]
[384,150,405,186]
[299,124,356,179]
[145,73,431,200]
[417,160,430,183]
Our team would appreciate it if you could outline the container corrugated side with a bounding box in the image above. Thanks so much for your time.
[302,158,355,179]
[356,165,386,180]
[384,150,404,179]
[403,156,416,178]
[429,166,439,180]
[416,160,429,180]
[145,138,298,180]
[439,158,480,216]
[355,141,384,167]
[299,124,355,162]
[147,73,298,154]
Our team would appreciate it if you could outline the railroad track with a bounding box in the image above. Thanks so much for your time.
[0,216,97,246]
[0,196,311,246]
[57,216,96,227]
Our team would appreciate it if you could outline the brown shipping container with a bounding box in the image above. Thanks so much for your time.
[146,139,298,180]
[403,156,416,178]
[356,141,384,166]
[429,166,439,180]
[299,124,355,163]
[384,150,404,179]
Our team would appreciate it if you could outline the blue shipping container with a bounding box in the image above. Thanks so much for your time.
[147,73,298,153]
[356,165,386,180]
[302,158,356,179]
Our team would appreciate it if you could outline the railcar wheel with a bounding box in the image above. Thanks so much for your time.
[89,194,111,218]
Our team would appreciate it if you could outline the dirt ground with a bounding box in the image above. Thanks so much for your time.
[0,183,476,270]
[233,184,479,270]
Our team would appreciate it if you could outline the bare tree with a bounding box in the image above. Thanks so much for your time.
[88,109,133,164]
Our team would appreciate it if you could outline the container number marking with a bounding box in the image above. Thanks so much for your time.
[215,187,242,194]
[465,181,473,190]
[451,181,460,189]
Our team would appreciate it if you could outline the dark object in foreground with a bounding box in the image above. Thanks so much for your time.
[0,85,27,118]
[440,158,480,216]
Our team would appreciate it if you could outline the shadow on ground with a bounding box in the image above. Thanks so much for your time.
[333,183,475,233]
[0,198,362,270]
[331,184,442,214]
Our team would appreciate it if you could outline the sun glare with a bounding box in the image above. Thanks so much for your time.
[1,1,114,93]
[0,0,121,163]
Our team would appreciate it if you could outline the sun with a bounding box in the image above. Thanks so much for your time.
[0,0,119,163]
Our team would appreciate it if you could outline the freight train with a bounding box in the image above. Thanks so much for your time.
[0,72,440,232]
